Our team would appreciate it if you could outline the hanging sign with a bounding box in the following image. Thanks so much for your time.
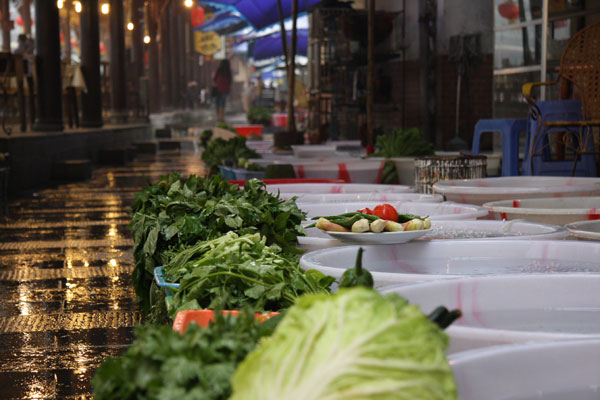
[194,31,221,55]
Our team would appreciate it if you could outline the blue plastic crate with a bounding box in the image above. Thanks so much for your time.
[233,168,265,180]
[154,266,180,296]
[218,165,236,179]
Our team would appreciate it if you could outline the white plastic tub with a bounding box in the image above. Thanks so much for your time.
[265,183,412,194]
[297,219,567,252]
[299,240,600,289]
[382,274,600,354]
[299,201,488,220]
[566,220,600,241]
[432,176,600,205]
[291,144,337,158]
[283,192,443,203]
[450,339,600,399]
[291,158,386,183]
[484,197,600,225]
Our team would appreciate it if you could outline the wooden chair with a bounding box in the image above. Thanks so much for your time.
[522,22,600,176]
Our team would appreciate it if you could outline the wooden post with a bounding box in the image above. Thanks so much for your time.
[367,0,375,149]
[63,0,72,62]
[276,0,289,71]
[20,0,33,36]
[286,0,298,134]
[1,0,10,52]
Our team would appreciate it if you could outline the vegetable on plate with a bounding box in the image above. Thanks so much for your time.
[308,203,431,233]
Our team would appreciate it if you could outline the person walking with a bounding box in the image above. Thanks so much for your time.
[212,59,232,123]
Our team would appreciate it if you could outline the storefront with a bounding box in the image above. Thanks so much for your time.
[493,0,600,118]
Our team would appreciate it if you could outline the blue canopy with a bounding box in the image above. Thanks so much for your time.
[200,0,323,30]
[253,29,307,60]
[193,10,248,34]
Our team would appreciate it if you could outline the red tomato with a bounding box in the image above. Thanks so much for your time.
[372,204,399,221]
[357,207,373,215]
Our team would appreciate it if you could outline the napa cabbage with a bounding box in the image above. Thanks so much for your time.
[230,288,458,400]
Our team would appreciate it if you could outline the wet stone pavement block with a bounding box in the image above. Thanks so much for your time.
[0,153,207,399]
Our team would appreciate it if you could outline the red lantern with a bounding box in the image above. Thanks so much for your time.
[191,6,204,28]
[498,0,520,22]
[99,42,106,53]
[16,15,23,26]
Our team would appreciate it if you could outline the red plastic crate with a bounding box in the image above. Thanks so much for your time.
[172,310,279,333]
[234,125,263,137]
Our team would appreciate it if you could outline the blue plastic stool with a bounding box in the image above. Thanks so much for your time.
[523,99,596,176]
[472,119,528,176]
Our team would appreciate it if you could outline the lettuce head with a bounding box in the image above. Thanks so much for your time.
[230,288,458,400]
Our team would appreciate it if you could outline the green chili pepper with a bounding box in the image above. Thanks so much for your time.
[397,213,427,223]
[339,247,374,289]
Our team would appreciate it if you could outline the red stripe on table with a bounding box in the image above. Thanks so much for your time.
[513,200,520,208]
[338,163,351,183]
[588,208,600,220]
[297,165,305,178]
[500,212,507,220]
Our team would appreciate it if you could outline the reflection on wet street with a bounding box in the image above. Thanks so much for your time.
[0,152,206,399]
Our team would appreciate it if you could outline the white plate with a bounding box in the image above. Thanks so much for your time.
[324,229,430,244]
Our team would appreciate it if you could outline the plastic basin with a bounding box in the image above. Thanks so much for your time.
[299,240,600,289]
[297,219,568,252]
[432,176,600,206]
[284,192,443,203]
[234,125,263,137]
[450,339,600,399]
[291,144,337,158]
[382,274,600,353]
[172,310,279,333]
[298,201,488,220]
[484,196,600,225]
[566,220,600,241]
[265,183,412,194]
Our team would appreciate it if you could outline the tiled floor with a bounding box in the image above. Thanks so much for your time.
[0,151,206,399]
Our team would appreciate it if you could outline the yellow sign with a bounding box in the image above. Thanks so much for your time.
[194,31,221,55]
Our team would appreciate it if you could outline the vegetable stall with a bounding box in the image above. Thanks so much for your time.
[93,173,461,399]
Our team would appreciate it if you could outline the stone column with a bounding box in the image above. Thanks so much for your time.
[80,0,103,127]
[147,2,160,113]
[109,0,127,122]
[33,0,63,131]
[1,0,10,52]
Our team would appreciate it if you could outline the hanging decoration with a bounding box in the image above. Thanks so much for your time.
[191,6,204,28]
[498,0,519,23]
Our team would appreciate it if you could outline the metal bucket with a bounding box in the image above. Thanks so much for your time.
[414,155,487,194]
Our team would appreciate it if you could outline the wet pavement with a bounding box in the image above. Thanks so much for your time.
[0,150,207,399]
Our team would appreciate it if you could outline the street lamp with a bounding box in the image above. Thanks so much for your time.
[127,22,134,31]
[57,0,64,9]
[101,3,110,14]
[143,35,151,44]
[74,1,82,13]
[184,0,193,8]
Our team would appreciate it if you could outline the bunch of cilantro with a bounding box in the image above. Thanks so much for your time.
[93,312,277,400]
[129,174,307,314]
[163,232,334,317]
[201,135,260,175]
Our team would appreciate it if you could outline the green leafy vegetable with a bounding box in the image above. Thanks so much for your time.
[93,312,275,400]
[201,135,260,175]
[371,127,435,158]
[129,175,307,313]
[164,232,335,316]
[230,288,459,400]
[247,106,274,125]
